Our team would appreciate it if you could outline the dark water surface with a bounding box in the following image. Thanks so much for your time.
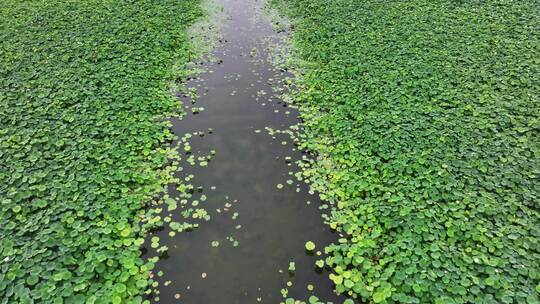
[148,0,345,302]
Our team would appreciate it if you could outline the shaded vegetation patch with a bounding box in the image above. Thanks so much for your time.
[271,0,540,303]
[0,0,201,302]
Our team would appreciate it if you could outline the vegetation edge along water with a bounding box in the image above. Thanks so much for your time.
[270,0,540,303]
[0,0,203,302]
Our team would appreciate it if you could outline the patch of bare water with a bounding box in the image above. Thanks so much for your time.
[147,0,346,303]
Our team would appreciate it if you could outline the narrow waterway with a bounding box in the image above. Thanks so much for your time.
[148,0,345,302]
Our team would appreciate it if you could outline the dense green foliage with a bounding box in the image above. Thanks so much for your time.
[272,0,540,303]
[0,0,201,302]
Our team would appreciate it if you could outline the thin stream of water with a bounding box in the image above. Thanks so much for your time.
[148,0,346,302]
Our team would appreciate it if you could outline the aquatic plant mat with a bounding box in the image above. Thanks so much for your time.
[270,0,540,303]
[0,0,202,302]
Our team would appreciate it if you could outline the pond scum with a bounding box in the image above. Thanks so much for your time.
[0,0,539,303]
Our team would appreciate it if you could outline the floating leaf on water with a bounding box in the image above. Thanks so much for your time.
[288,262,295,272]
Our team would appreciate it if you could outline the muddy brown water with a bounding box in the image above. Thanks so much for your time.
[145,0,347,303]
